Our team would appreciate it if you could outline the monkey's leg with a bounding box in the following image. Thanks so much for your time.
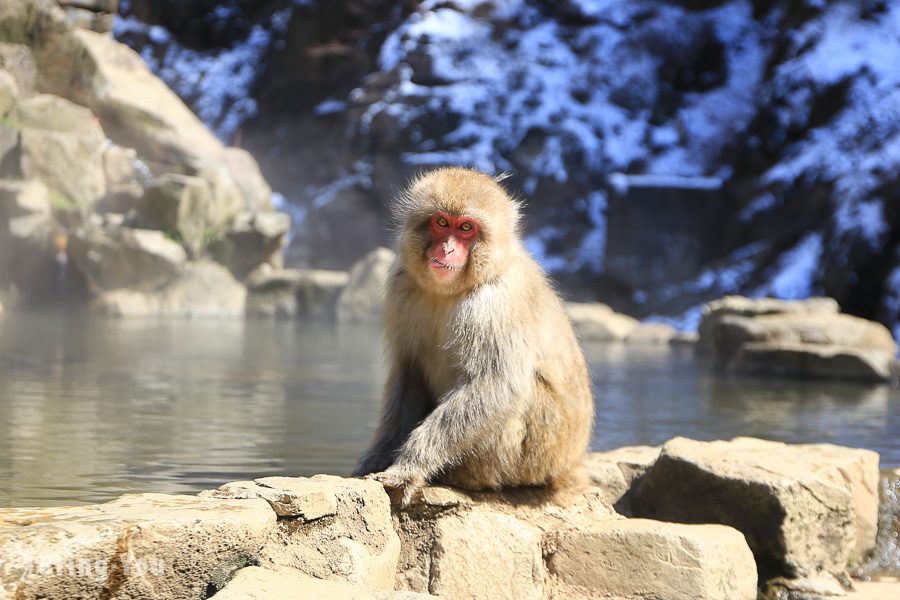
[352,363,432,477]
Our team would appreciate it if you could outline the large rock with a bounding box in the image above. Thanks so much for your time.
[135,173,212,257]
[425,510,544,600]
[206,475,401,589]
[15,94,107,207]
[17,93,105,139]
[19,127,106,207]
[68,28,225,166]
[215,568,435,600]
[630,437,880,581]
[546,519,757,600]
[213,211,291,280]
[90,260,246,318]
[0,493,274,600]
[246,268,349,320]
[68,226,186,293]
[223,147,273,211]
[336,247,395,323]
[566,302,639,342]
[0,177,62,299]
[697,296,897,382]
[583,445,660,511]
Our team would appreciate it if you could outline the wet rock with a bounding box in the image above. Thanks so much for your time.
[625,322,677,345]
[210,474,401,590]
[215,567,436,600]
[337,246,395,323]
[697,296,896,381]
[566,302,639,342]
[630,437,880,581]
[89,260,246,318]
[246,268,348,320]
[546,519,757,600]
[223,147,273,211]
[69,226,186,293]
[212,210,291,281]
[0,493,274,600]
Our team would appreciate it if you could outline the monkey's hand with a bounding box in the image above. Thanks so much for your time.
[365,467,425,508]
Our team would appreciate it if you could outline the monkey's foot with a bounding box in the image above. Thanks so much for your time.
[365,469,425,507]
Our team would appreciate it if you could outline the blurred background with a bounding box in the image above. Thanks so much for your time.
[114,0,900,332]
[0,0,898,506]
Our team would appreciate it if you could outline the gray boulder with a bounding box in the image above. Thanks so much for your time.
[697,296,897,382]
[135,173,212,257]
[246,268,348,320]
[68,226,186,293]
[212,210,291,281]
[0,178,62,299]
[89,260,246,318]
[336,247,396,323]
[566,302,639,342]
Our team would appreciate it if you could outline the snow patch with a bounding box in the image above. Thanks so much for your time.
[756,233,824,300]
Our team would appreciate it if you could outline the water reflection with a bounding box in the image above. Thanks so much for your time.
[0,314,897,507]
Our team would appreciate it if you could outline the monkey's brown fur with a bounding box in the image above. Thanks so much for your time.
[354,167,594,504]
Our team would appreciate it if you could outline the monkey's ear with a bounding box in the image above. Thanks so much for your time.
[494,171,514,184]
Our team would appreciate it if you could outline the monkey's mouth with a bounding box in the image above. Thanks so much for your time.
[429,257,463,271]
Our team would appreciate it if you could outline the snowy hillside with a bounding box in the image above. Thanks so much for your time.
[115,0,900,334]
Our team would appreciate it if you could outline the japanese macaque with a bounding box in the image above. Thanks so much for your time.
[353,167,594,505]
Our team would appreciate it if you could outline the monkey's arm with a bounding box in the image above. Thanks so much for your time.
[352,363,432,477]
[391,374,521,476]
[371,318,530,504]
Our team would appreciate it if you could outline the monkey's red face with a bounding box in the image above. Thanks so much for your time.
[426,212,480,280]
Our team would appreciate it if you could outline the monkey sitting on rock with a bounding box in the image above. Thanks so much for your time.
[354,167,594,506]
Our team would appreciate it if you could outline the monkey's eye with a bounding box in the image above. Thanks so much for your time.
[459,222,473,232]
[436,216,450,228]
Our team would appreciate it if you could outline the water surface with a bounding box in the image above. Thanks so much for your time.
[1,313,897,507]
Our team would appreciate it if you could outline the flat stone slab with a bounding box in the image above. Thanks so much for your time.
[215,567,435,600]
[546,519,757,600]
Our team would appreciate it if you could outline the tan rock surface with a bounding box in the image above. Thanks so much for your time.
[631,437,880,579]
[566,301,639,342]
[210,474,401,590]
[0,493,274,600]
[215,567,435,600]
[546,519,758,600]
